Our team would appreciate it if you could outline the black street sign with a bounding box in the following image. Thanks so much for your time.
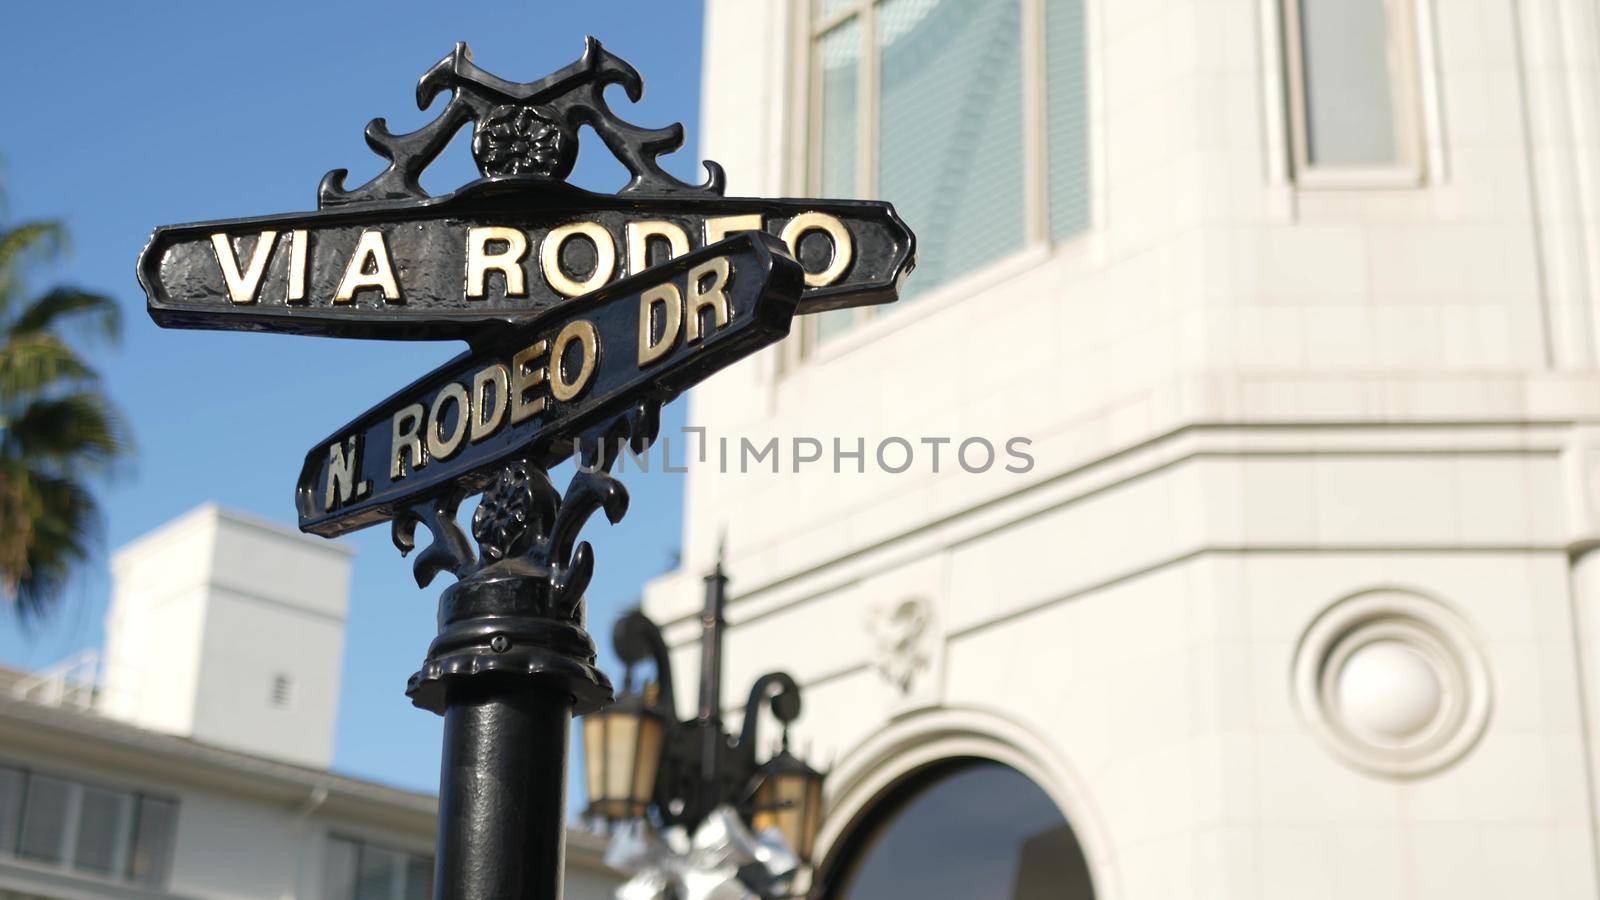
[139,38,912,898]
[295,232,801,537]
[140,180,911,340]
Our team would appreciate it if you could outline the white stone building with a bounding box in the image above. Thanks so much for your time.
[0,505,618,899]
[641,0,1600,896]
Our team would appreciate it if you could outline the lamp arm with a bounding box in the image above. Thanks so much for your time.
[735,671,801,764]
[612,609,677,714]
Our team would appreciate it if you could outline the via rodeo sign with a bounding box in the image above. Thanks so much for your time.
[137,39,914,552]
[139,42,912,342]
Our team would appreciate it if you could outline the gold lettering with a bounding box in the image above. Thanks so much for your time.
[541,222,616,298]
[685,257,732,343]
[426,382,469,461]
[703,214,763,246]
[549,319,599,402]
[779,212,854,287]
[638,283,681,367]
[287,230,308,303]
[335,230,402,304]
[391,403,426,479]
[466,226,528,299]
[324,435,367,511]
[470,364,510,443]
[510,340,549,425]
[210,231,277,305]
[626,220,690,275]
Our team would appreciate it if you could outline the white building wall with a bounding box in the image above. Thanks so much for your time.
[102,505,352,769]
[647,0,1600,897]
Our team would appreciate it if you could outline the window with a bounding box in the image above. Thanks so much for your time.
[821,760,1095,898]
[807,0,1090,345]
[126,797,178,887]
[324,835,433,900]
[0,764,177,887]
[1283,0,1423,185]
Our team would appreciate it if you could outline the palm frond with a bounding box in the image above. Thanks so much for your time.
[0,332,95,400]
[3,393,129,474]
[0,222,67,306]
[4,472,97,623]
[11,287,122,343]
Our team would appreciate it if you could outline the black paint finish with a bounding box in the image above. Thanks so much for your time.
[609,563,807,836]
[435,684,571,900]
[140,178,910,340]
[137,38,915,900]
[295,232,803,539]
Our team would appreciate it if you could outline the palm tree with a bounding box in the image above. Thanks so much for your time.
[0,214,131,622]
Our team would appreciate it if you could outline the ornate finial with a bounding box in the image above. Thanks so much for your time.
[404,398,665,717]
[319,38,725,209]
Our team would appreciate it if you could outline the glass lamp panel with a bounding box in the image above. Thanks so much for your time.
[878,0,1025,297]
[582,715,607,811]
[584,707,663,820]
[754,769,822,862]
[800,775,825,862]
[602,711,641,815]
[630,713,665,810]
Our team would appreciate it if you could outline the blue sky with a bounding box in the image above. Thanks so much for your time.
[0,1,706,804]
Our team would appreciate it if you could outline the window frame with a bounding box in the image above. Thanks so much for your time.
[1281,0,1427,189]
[0,763,178,889]
[324,832,434,900]
[792,0,1090,359]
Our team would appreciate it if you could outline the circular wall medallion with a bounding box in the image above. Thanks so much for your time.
[1292,589,1491,778]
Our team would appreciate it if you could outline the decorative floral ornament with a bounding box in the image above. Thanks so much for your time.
[471,461,541,561]
[606,806,799,900]
[472,104,578,179]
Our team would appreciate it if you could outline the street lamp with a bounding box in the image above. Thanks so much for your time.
[582,554,827,890]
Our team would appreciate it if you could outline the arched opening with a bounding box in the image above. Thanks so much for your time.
[819,758,1096,899]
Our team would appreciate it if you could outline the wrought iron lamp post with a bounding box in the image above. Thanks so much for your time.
[581,556,827,896]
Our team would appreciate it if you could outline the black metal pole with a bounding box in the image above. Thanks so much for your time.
[408,536,612,900]
[435,681,572,899]
[698,556,728,788]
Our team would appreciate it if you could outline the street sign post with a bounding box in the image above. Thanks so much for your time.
[137,38,913,900]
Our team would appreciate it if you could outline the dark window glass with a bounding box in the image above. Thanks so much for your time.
[826,761,1095,900]
[73,786,129,874]
[356,845,401,900]
[0,767,22,854]
[16,776,69,863]
[404,854,433,900]
[127,796,177,886]
[327,835,431,900]
[323,837,359,899]
[878,0,1024,298]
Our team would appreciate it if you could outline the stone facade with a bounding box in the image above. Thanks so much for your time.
[643,0,1600,896]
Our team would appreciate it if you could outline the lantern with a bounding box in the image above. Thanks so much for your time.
[582,688,666,821]
[749,748,825,865]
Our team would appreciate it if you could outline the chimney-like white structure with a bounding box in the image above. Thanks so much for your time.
[99,504,353,768]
